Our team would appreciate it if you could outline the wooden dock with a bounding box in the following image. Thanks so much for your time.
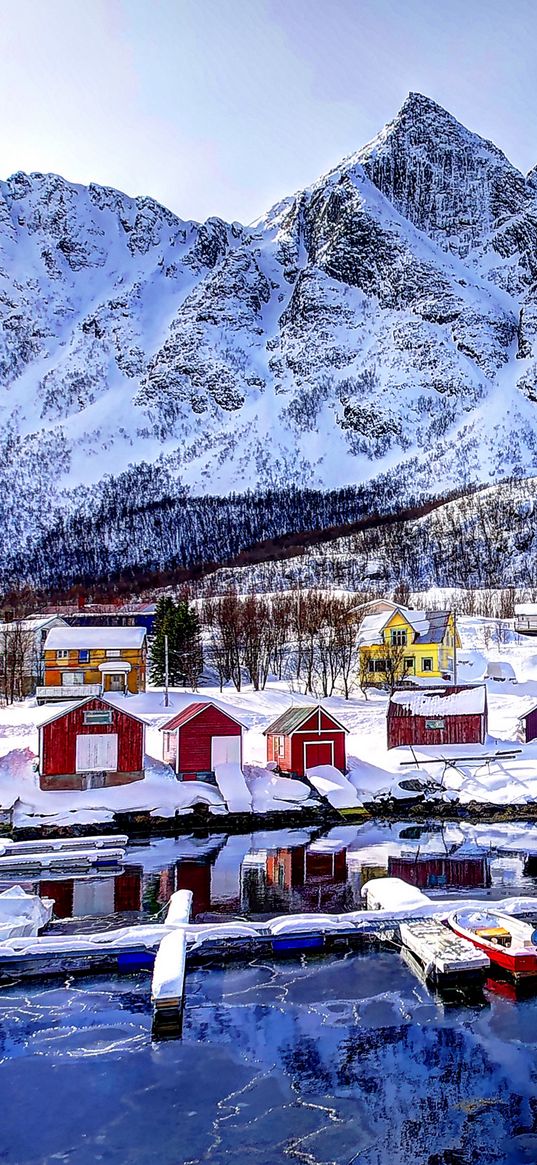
[399,919,489,988]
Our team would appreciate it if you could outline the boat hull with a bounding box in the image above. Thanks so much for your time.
[449,922,537,980]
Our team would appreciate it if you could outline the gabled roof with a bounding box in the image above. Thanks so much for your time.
[159,700,246,732]
[45,626,147,650]
[263,704,348,736]
[38,694,147,729]
[358,606,452,647]
[357,605,429,646]
[414,610,450,645]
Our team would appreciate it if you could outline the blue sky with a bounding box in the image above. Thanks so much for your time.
[2,0,537,223]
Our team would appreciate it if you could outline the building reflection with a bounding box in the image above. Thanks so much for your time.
[388,851,491,890]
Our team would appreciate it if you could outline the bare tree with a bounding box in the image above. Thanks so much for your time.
[0,620,36,704]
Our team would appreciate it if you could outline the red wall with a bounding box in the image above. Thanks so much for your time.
[267,733,293,770]
[387,712,485,749]
[178,705,242,776]
[41,697,144,776]
[267,711,346,776]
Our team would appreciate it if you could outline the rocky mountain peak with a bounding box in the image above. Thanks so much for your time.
[357,93,530,260]
[3,97,537,584]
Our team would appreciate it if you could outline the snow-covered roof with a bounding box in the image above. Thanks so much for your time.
[358,606,451,647]
[44,626,147,650]
[38,695,147,728]
[515,604,537,616]
[357,612,391,646]
[390,686,486,717]
[0,615,66,634]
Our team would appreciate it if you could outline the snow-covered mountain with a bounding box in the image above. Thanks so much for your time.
[3,92,537,577]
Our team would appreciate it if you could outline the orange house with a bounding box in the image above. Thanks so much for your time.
[38,626,147,703]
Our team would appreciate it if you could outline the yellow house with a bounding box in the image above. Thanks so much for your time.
[358,604,461,683]
[38,626,147,702]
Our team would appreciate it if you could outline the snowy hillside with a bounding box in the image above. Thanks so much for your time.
[3,93,537,578]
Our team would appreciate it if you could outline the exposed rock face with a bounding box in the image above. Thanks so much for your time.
[2,94,537,561]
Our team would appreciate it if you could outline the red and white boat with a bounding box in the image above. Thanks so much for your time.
[448,909,537,980]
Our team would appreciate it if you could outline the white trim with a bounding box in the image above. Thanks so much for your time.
[75,733,118,772]
[266,704,349,737]
[160,700,247,732]
[304,739,334,771]
[98,661,131,673]
[211,735,242,768]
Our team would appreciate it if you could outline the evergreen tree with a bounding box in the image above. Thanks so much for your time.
[150,597,203,688]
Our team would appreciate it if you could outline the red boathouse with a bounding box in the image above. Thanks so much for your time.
[160,701,244,780]
[264,705,348,777]
[38,695,145,790]
[517,703,537,744]
[387,685,488,750]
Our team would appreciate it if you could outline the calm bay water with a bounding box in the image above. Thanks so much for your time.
[4,820,537,1163]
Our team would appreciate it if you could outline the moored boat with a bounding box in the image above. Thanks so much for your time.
[448,909,537,980]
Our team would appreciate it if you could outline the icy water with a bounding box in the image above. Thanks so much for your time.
[5,820,537,1162]
[3,955,537,1163]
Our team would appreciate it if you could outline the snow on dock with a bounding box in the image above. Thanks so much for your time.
[399,919,489,986]
[362,878,490,988]
[151,890,192,1037]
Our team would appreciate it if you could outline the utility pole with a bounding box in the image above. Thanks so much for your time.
[164,633,169,707]
[452,607,458,686]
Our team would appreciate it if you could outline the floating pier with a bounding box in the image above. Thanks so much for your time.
[0,846,125,873]
[399,918,489,989]
[151,890,192,1038]
[0,833,128,857]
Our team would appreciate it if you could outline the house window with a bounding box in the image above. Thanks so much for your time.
[425,718,445,730]
[404,657,415,672]
[79,650,89,663]
[57,650,69,660]
[274,735,286,757]
[422,658,433,672]
[106,649,121,658]
[391,629,407,647]
[83,709,113,726]
[62,671,84,686]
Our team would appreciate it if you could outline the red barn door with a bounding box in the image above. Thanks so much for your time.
[304,741,333,769]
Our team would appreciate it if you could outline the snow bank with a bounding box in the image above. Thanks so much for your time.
[306,764,363,810]
[361,877,431,912]
[0,885,53,932]
[213,763,252,813]
[244,766,313,813]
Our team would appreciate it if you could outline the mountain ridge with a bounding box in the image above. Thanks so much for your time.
[2,93,537,586]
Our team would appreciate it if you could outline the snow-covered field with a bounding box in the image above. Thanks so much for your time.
[2,617,537,827]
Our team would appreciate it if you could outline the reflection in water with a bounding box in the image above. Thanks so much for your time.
[1,954,537,1164]
[2,819,537,928]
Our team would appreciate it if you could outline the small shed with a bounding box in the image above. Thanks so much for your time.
[38,695,145,791]
[387,685,488,750]
[159,701,244,780]
[263,705,348,776]
[517,703,537,744]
